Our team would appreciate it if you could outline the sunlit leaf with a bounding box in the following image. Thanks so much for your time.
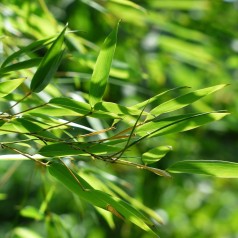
[89,21,120,106]
[130,86,188,110]
[0,78,26,97]
[50,97,91,115]
[20,206,43,220]
[49,98,121,119]
[13,227,43,238]
[109,0,146,13]
[94,101,148,116]
[136,112,229,138]
[30,25,67,92]
[142,146,172,165]
[148,84,228,118]
[167,160,238,178]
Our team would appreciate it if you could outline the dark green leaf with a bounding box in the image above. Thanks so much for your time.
[39,142,121,157]
[1,36,55,68]
[0,58,41,76]
[48,161,159,236]
[30,25,67,92]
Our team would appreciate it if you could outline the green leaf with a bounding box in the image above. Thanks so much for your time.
[136,112,229,138]
[0,118,57,140]
[130,86,188,110]
[94,101,148,116]
[49,97,91,115]
[0,78,26,97]
[49,98,121,119]
[39,142,121,157]
[1,36,55,68]
[109,0,146,13]
[167,160,238,178]
[89,21,120,107]
[0,58,41,76]
[20,206,43,220]
[30,25,67,93]
[142,146,172,165]
[148,84,228,118]
[48,161,159,236]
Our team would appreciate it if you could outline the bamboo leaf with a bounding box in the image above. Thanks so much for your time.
[30,25,67,93]
[39,142,121,157]
[89,21,120,106]
[94,101,148,116]
[49,98,120,119]
[167,160,238,178]
[142,146,172,165]
[130,86,188,110]
[49,97,91,115]
[136,112,229,138]
[0,78,26,98]
[148,84,228,118]
[0,58,41,76]
[1,36,55,68]
[48,161,159,236]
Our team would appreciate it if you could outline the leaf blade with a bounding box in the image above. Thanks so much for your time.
[30,25,67,93]
[167,160,238,178]
[148,84,228,118]
[89,21,120,106]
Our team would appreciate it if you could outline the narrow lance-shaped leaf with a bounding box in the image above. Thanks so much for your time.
[130,86,188,110]
[89,21,120,107]
[167,160,238,178]
[136,112,229,138]
[48,161,159,236]
[0,58,41,76]
[142,146,172,165]
[1,36,55,68]
[148,84,228,119]
[30,25,67,93]
[0,78,26,98]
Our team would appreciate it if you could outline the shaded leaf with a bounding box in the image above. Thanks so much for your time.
[167,160,238,178]
[0,58,41,76]
[39,142,121,157]
[89,21,120,106]
[48,161,159,236]
[1,36,55,68]
[30,25,67,92]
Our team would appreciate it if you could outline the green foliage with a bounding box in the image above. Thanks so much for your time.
[0,0,238,238]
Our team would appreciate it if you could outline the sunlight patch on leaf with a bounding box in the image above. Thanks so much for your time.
[168,160,238,178]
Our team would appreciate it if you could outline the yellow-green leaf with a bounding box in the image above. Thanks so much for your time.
[167,160,238,178]
[142,146,172,165]
[0,78,26,97]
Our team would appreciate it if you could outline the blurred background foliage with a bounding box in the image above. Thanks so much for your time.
[0,0,238,237]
